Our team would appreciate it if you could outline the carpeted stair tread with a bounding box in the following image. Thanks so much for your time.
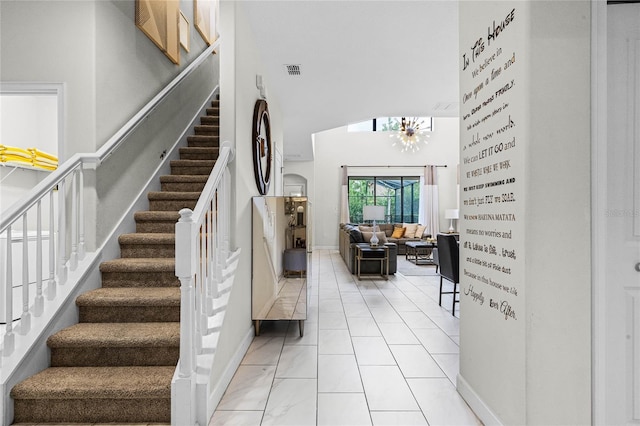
[201,115,219,125]
[187,135,219,147]
[76,288,180,323]
[99,258,175,273]
[178,146,219,160]
[119,233,175,258]
[119,233,175,245]
[47,323,179,348]
[10,366,174,400]
[169,159,216,166]
[147,191,200,200]
[12,424,170,426]
[194,125,218,135]
[76,287,180,307]
[159,174,209,183]
[134,211,181,221]
[134,211,181,233]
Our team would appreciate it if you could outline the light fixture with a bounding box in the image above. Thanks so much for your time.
[391,117,430,153]
[445,209,459,233]
[363,205,385,246]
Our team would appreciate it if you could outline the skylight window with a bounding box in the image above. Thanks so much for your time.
[347,117,433,133]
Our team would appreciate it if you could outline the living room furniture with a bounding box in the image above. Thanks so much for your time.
[445,209,459,233]
[339,223,430,255]
[284,248,306,277]
[355,243,389,280]
[405,241,436,265]
[362,205,385,246]
[338,225,398,275]
[437,233,460,315]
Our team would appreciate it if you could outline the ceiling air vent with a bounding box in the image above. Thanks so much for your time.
[285,64,301,76]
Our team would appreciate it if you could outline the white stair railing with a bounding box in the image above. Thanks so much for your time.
[173,141,240,426]
[1,158,85,360]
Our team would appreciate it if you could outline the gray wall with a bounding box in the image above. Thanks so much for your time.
[1,0,219,249]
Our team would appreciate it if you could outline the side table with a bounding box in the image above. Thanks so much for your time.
[355,244,389,280]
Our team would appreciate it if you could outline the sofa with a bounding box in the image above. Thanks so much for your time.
[339,223,431,255]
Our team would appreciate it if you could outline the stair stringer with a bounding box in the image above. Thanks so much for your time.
[195,248,239,424]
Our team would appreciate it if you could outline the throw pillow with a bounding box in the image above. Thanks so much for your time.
[359,225,374,232]
[415,224,427,239]
[391,226,405,238]
[403,223,419,238]
[361,231,388,244]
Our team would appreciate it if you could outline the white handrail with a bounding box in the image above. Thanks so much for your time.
[173,141,240,426]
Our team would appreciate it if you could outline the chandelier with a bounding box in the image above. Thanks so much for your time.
[391,117,430,153]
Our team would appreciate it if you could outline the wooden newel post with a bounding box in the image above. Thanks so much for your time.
[173,208,198,426]
[176,208,196,378]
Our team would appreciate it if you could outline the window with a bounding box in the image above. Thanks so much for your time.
[347,117,433,133]
[348,176,420,223]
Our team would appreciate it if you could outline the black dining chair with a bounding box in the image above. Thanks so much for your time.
[436,233,460,315]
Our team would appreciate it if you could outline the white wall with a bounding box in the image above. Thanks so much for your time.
[457,2,591,425]
[306,117,460,249]
[0,1,96,157]
[0,95,58,154]
[210,0,285,401]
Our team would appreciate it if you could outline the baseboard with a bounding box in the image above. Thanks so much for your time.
[457,374,504,426]
[206,325,254,421]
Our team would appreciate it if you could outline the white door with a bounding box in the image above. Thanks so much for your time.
[605,3,640,424]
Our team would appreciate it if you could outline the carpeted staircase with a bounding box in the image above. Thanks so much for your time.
[10,99,221,425]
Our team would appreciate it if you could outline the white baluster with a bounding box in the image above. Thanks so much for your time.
[57,179,67,284]
[215,191,223,284]
[20,214,31,334]
[69,169,78,271]
[212,200,220,300]
[223,170,231,260]
[34,200,44,316]
[4,225,15,356]
[47,189,56,300]
[197,222,205,350]
[78,167,85,260]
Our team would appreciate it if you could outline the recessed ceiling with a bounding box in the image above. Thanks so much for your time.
[240,1,460,161]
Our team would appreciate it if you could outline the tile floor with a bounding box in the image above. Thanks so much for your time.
[210,249,480,426]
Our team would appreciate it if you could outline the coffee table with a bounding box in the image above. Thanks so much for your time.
[405,241,436,265]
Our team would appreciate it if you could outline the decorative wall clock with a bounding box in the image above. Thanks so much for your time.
[252,99,272,195]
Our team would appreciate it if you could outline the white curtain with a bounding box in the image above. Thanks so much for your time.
[418,165,439,236]
[339,166,350,223]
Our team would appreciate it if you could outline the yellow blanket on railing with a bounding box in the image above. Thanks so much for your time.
[0,145,58,171]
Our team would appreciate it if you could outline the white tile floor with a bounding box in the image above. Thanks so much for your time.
[210,249,481,426]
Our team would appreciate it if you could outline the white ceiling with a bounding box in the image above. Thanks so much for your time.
[240,1,460,161]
